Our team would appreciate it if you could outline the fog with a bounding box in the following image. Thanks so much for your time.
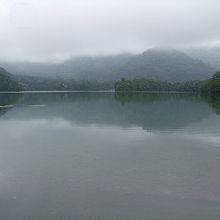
[0,0,220,62]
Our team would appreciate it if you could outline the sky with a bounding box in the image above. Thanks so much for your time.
[0,0,220,62]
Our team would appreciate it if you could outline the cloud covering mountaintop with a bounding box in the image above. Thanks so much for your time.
[1,0,220,62]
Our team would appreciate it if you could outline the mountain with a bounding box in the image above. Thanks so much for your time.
[184,47,220,69]
[1,49,216,82]
[116,49,215,81]
[0,67,21,91]
[0,54,132,80]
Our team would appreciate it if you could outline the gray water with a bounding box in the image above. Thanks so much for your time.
[0,92,220,220]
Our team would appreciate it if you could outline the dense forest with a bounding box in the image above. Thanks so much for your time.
[208,71,220,95]
[0,64,220,96]
[115,71,220,95]
[0,66,113,91]
[0,67,21,91]
[15,75,113,91]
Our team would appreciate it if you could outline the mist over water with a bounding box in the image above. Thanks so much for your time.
[1,0,220,219]
[0,92,220,219]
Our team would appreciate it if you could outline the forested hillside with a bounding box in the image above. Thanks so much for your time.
[15,75,113,91]
[0,67,21,91]
[115,71,220,95]
[1,49,215,82]
[184,47,220,69]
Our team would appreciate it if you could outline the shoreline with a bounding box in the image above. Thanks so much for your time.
[0,90,194,94]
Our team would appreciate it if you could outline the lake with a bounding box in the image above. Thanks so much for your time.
[0,92,220,220]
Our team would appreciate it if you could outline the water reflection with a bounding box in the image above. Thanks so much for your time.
[1,92,219,132]
[0,93,21,116]
[0,92,220,220]
[205,95,220,114]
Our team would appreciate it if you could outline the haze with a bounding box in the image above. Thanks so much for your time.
[1,0,220,62]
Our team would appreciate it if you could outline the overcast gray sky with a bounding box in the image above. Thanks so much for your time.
[0,0,220,62]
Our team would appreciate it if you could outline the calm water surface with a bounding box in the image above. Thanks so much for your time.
[0,92,220,220]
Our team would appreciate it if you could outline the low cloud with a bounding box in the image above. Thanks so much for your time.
[0,0,220,61]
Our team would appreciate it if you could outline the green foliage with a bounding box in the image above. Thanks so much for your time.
[0,67,21,91]
[115,78,208,93]
[16,75,113,91]
[1,64,220,97]
[115,71,220,96]
[208,71,220,95]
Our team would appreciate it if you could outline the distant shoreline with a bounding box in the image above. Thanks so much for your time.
[0,90,193,94]
[0,90,115,94]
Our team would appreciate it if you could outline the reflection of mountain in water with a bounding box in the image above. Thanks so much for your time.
[0,94,21,117]
[2,92,217,132]
[205,96,220,114]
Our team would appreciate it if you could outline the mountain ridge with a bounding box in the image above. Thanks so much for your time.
[1,49,216,82]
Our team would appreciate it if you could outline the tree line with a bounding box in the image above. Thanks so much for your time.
[115,71,220,95]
